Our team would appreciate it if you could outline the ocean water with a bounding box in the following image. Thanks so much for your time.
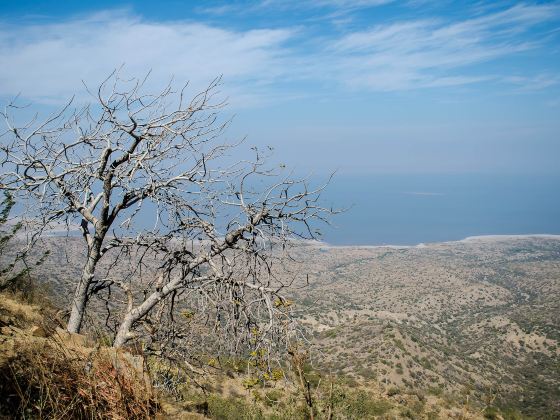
[33,173,559,246]
[318,174,560,246]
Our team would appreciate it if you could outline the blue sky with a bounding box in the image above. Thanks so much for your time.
[1,0,559,175]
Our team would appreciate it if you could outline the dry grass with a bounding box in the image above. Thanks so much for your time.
[0,293,159,419]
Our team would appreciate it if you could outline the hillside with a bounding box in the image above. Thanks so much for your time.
[1,290,488,419]
[10,235,560,418]
[289,236,560,418]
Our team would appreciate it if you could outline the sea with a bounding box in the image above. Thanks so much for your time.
[30,173,559,246]
[318,174,560,246]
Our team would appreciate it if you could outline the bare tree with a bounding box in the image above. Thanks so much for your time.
[0,72,333,351]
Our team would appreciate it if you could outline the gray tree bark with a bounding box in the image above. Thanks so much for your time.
[67,237,102,333]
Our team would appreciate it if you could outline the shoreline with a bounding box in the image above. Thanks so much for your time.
[316,233,560,249]
[34,232,560,249]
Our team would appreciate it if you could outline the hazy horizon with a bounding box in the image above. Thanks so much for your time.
[320,173,560,245]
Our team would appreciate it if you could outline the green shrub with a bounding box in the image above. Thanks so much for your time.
[387,387,400,397]
[329,387,393,419]
[483,406,500,420]
[427,386,443,396]
[346,390,393,417]
[264,390,283,407]
[394,339,406,351]
[207,395,264,420]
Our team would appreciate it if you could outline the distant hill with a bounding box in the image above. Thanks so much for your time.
[290,236,560,418]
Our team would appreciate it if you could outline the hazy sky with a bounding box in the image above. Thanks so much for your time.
[1,1,559,175]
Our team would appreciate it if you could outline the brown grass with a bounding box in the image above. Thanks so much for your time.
[1,336,159,419]
[0,292,159,419]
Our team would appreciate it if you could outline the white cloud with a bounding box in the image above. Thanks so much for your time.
[0,11,295,104]
[328,3,560,90]
[0,4,558,105]
[503,73,560,91]
[309,0,394,7]
[199,0,394,17]
[256,0,394,9]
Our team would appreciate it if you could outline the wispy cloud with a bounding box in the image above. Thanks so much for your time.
[306,0,394,8]
[0,3,558,104]
[0,11,295,105]
[328,3,560,90]
[503,73,560,91]
[198,0,394,21]
[255,0,394,11]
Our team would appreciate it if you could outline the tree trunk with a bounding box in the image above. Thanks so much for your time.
[113,314,134,348]
[113,289,166,347]
[67,239,102,333]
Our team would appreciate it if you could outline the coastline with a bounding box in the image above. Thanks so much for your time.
[317,233,560,250]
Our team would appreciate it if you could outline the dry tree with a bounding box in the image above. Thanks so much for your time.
[0,72,334,361]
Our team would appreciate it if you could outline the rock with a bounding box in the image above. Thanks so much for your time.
[1,326,14,335]
[1,325,23,336]
[28,325,47,337]
[53,327,90,348]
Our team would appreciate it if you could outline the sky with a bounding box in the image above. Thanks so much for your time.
[0,0,559,176]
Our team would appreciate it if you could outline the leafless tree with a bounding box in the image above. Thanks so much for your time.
[0,72,333,352]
